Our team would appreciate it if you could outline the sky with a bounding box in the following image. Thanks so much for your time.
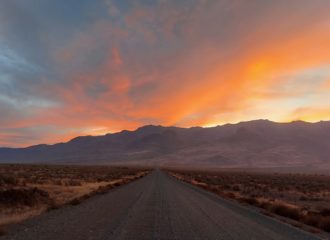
[1,0,330,147]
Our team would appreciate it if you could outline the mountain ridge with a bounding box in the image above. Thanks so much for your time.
[0,120,329,169]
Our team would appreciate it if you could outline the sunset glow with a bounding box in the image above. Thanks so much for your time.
[1,0,330,147]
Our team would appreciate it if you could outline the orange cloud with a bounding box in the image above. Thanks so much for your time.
[127,18,330,126]
[288,107,330,122]
[3,1,330,147]
[322,80,330,89]
[48,14,330,135]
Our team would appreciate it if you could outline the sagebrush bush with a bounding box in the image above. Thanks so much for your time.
[0,226,6,236]
[240,197,258,205]
[319,216,330,232]
[0,188,50,207]
[321,208,330,217]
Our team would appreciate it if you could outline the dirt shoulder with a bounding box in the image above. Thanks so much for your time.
[168,169,330,238]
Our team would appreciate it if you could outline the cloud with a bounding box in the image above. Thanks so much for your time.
[1,0,330,146]
[288,107,330,122]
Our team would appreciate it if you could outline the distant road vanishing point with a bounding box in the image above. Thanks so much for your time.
[2,170,321,240]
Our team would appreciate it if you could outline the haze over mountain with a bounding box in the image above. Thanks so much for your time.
[0,120,329,170]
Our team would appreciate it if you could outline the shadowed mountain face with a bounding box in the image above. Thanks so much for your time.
[0,120,330,169]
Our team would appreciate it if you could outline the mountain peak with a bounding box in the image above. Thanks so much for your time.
[137,124,163,130]
[136,125,166,133]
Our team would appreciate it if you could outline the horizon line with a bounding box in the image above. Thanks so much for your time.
[2,118,329,149]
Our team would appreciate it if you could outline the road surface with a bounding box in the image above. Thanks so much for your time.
[2,170,321,240]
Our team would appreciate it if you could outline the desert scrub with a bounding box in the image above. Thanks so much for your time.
[169,169,330,233]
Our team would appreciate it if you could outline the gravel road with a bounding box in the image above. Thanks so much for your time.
[1,170,321,240]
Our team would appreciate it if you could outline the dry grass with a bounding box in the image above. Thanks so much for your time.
[0,164,149,229]
[169,169,330,234]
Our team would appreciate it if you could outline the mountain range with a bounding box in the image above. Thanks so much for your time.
[0,120,330,170]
